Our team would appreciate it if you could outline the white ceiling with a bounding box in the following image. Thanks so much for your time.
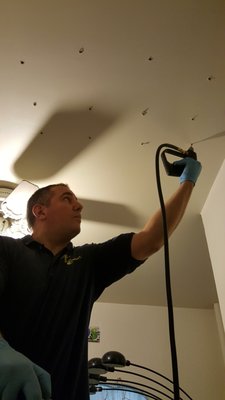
[0,0,225,309]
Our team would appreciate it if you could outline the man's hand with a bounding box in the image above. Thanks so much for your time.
[0,339,51,400]
[173,157,202,185]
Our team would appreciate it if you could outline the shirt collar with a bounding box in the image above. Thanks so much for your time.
[22,235,74,253]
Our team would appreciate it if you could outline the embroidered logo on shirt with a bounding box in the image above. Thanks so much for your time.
[63,254,82,266]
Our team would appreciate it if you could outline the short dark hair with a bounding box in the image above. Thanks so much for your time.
[26,183,68,228]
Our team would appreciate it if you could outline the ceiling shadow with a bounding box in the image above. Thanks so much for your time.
[80,198,140,227]
[13,109,116,180]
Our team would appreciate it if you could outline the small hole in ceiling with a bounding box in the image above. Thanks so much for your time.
[20,60,25,64]
[207,75,215,81]
[79,47,85,54]
[33,102,37,106]
[142,108,149,116]
[148,57,154,61]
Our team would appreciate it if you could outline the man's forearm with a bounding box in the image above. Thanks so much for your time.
[131,181,194,260]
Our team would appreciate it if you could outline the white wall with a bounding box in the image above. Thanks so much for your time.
[89,302,225,400]
[201,159,225,331]
[214,303,225,368]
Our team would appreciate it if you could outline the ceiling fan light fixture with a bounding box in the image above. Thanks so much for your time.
[1,180,38,220]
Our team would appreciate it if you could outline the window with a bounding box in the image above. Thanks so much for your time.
[90,384,148,400]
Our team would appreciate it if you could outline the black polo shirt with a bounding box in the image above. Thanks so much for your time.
[0,233,144,400]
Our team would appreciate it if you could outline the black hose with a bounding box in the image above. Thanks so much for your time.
[155,143,181,400]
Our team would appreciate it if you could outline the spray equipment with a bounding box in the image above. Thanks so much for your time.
[161,144,197,176]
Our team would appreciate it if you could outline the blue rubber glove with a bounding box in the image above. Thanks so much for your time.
[173,157,202,185]
[0,339,51,400]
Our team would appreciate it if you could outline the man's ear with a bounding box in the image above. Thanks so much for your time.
[32,204,47,221]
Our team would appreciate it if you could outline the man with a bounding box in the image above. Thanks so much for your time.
[0,157,201,400]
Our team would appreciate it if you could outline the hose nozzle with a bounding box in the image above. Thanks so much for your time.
[161,145,197,177]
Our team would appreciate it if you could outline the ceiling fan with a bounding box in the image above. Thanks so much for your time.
[1,129,225,239]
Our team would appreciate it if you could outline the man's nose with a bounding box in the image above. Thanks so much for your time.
[73,200,83,211]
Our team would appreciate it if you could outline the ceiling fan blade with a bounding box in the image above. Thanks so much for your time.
[1,180,38,220]
[192,130,225,145]
[81,198,140,227]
